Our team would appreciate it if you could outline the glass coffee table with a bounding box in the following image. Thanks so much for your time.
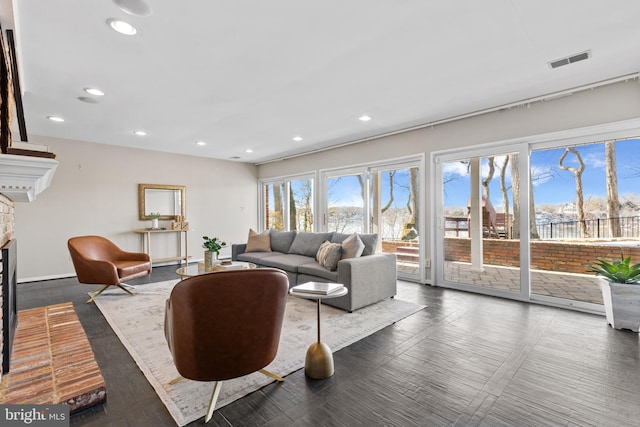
[176,261,256,279]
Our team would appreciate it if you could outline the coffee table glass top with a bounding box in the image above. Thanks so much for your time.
[176,261,256,278]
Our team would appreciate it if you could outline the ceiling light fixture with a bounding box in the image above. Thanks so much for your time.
[133,130,147,136]
[292,136,303,142]
[84,87,105,96]
[196,141,206,146]
[358,115,372,122]
[47,116,64,122]
[245,149,254,153]
[107,18,138,35]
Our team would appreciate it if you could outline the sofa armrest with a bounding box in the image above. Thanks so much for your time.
[332,253,397,311]
[232,243,247,261]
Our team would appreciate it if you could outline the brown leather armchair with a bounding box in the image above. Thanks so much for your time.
[164,268,289,423]
[68,235,151,303]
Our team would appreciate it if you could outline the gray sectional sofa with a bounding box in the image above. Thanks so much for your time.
[232,230,397,312]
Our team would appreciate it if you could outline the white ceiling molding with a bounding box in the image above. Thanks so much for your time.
[0,154,58,202]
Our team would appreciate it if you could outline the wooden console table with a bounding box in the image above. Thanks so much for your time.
[133,229,189,265]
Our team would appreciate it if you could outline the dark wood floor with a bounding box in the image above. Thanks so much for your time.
[17,265,640,426]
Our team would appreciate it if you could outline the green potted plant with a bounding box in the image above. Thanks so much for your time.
[587,252,640,332]
[149,212,161,229]
[202,236,227,268]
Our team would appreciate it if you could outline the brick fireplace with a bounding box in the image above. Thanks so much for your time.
[0,153,58,383]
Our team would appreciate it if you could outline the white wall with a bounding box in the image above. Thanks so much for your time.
[258,80,640,177]
[15,137,258,281]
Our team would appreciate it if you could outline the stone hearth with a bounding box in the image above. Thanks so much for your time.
[0,302,106,412]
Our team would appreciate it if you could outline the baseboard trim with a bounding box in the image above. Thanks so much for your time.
[19,273,76,283]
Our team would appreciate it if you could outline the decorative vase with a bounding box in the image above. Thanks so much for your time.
[204,251,214,269]
[598,278,640,332]
[151,218,159,229]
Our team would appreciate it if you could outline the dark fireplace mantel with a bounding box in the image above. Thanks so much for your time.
[2,238,17,373]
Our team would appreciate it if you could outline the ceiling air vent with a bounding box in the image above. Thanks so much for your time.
[548,50,591,69]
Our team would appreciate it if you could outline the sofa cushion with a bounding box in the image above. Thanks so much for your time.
[259,254,317,272]
[246,229,271,252]
[298,264,339,282]
[236,251,280,264]
[331,232,378,256]
[315,241,342,271]
[340,233,365,259]
[288,232,333,257]
[269,230,297,253]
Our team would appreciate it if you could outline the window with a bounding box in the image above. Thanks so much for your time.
[260,174,314,232]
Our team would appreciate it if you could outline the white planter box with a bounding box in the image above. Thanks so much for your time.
[599,278,640,332]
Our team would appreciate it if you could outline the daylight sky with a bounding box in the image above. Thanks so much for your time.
[443,138,640,208]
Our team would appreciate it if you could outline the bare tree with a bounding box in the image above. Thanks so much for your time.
[482,157,495,198]
[529,171,540,240]
[509,154,521,238]
[508,154,540,239]
[499,156,511,238]
[559,147,588,238]
[381,171,395,213]
[289,187,297,231]
[605,140,621,237]
[270,183,286,230]
[401,167,419,240]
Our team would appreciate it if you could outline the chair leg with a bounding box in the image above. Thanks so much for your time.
[168,376,184,385]
[117,284,137,296]
[259,368,284,382]
[86,285,111,303]
[87,284,137,303]
[205,381,222,423]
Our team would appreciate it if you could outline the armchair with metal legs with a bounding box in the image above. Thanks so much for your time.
[164,268,289,423]
[68,235,151,303]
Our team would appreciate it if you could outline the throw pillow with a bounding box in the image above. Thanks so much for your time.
[315,240,342,271]
[341,233,365,259]
[245,229,271,252]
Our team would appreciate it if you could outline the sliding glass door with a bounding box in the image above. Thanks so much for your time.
[438,151,523,298]
[320,157,424,282]
[434,122,640,313]
[529,136,640,308]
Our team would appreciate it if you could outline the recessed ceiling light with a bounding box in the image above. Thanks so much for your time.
[107,18,138,35]
[47,116,64,122]
[245,149,254,153]
[292,136,303,142]
[196,141,206,146]
[133,130,147,136]
[358,115,372,122]
[84,87,105,96]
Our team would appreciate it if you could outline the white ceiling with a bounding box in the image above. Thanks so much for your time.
[2,0,640,163]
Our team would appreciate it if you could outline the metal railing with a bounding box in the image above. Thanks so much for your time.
[443,215,640,240]
[537,216,640,240]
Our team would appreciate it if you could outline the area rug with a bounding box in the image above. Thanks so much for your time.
[93,280,424,426]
